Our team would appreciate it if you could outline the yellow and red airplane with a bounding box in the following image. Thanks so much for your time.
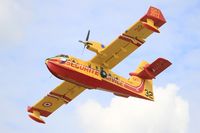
[28,6,171,124]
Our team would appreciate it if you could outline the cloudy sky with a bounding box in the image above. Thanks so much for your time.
[0,0,199,133]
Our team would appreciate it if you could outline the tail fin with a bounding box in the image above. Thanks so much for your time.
[128,58,171,101]
[128,60,154,100]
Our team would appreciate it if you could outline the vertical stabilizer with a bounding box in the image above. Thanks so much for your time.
[128,58,171,101]
[129,61,154,100]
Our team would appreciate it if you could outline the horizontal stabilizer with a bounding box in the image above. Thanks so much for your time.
[130,58,171,79]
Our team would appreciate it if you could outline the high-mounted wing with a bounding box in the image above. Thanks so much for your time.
[91,7,166,69]
[27,81,85,124]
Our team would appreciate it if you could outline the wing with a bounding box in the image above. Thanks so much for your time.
[91,7,166,69]
[27,81,85,124]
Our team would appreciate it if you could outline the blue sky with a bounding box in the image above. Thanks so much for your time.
[0,0,200,133]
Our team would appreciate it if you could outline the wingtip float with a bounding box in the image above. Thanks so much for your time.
[140,6,166,33]
[28,6,171,124]
[27,106,45,124]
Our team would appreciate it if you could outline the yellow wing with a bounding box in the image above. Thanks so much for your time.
[27,81,85,124]
[91,7,166,69]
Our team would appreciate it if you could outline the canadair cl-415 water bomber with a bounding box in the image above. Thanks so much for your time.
[28,6,171,124]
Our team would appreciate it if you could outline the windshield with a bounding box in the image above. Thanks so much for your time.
[55,54,69,58]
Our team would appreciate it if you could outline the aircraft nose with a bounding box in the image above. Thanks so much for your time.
[45,58,50,65]
[45,58,59,66]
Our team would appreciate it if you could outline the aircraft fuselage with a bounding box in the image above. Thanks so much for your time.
[46,55,152,100]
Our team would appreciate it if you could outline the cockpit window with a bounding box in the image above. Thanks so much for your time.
[55,54,69,58]
[56,54,69,63]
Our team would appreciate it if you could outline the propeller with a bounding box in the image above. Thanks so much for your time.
[79,30,92,49]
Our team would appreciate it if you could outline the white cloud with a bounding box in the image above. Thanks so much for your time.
[77,84,189,133]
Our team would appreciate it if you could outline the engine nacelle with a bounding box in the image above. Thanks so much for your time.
[86,41,105,54]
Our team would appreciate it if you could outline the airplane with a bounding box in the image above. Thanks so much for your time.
[27,6,172,124]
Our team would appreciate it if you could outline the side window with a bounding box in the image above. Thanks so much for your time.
[60,55,69,63]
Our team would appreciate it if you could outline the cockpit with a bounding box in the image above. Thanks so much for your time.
[54,54,69,62]
[55,54,69,58]
[46,54,69,63]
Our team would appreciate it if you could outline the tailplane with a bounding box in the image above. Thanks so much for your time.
[129,58,171,79]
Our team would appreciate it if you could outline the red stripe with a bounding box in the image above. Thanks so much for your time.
[123,80,145,93]
[49,92,63,97]
[122,33,144,44]
[27,106,52,117]
[63,96,72,102]
[49,92,72,102]
[119,35,141,47]
[47,94,59,100]
[135,38,145,44]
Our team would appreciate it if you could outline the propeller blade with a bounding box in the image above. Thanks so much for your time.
[86,30,90,41]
